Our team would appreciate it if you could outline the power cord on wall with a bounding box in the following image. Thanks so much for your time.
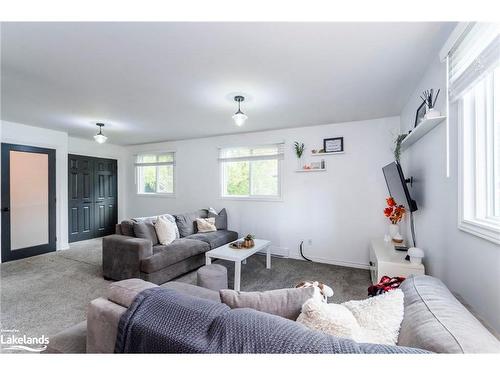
[299,240,312,262]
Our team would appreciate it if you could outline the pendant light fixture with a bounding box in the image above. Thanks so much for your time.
[94,123,107,144]
[232,95,248,126]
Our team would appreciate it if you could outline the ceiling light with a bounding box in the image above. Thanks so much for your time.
[232,96,248,126]
[94,123,107,144]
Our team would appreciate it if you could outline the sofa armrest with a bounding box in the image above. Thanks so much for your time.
[102,235,153,281]
[107,278,158,307]
[87,297,127,353]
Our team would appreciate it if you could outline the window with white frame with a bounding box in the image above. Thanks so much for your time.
[447,23,500,244]
[219,143,283,199]
[135,152,175,195]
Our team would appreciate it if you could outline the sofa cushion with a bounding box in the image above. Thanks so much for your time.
[398,275,500,353]
[196,217,217,233]
[208,208,228,230]
[140,238,210,273]
[154,216,177,245]
[174,209,208,237]
[220,287,315,320]
[134,215,180,239]
[161,281,221,302]
[120,220,135,237]
[133,221,159,245]
[185,230,238,249]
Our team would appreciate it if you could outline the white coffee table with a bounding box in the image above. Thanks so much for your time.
[205,238,271,291]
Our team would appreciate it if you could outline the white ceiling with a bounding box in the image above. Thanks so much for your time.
[1,22,455,145]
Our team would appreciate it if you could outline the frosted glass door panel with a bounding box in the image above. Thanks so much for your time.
[10,151,49,250]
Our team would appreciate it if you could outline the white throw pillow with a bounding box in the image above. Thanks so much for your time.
[296,289,404,345]
[154,216,177,245]
[196,217,217,233]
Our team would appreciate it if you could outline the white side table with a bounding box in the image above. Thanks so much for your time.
[205,238,271,291]
[369,238,425,284]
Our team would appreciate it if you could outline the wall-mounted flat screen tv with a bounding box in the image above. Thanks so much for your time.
[382,162,418,212]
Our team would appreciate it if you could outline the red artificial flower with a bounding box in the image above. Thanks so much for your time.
[386,197,396,207]
[384,207,393,217]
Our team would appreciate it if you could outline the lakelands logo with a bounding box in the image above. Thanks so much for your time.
[1,329,49,352]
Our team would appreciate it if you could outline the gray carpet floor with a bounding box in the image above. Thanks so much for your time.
[0,238,371,344]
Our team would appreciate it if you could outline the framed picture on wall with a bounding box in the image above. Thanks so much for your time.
[414,101,426,128]
[323,137,344,153]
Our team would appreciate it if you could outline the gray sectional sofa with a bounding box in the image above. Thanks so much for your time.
[46,275,500,354]
[102,209,238,284]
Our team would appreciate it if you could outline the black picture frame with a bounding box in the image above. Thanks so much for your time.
[323,137,344,153]
[414,101,426,128]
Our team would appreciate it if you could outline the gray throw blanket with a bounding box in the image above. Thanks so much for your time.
[115,288,428,354]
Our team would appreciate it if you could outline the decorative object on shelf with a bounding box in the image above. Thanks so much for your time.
[414,100,426,128]
[294,141,305,169]
[321,159,325,169]
[407,247,424,264]
[312,149,318,154]
[310,161,322,169]
[393,134,407,163]
[318,149,325,153]
[94,123,107,144]
[392,233,404,244]
[384,197,406,241]
[232,95,248,126]
[323,137,343,153]
[421,89,441,119]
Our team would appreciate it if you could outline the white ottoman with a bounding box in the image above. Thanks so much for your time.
[197,264,228,291]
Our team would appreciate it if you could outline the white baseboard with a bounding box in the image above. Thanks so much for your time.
[289,254,370,270]
[57,243,70,251]
[257,245,289,258]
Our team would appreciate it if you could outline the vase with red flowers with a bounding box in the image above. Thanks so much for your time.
[384,197,406,241]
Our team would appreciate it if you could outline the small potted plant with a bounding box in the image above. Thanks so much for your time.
[294,141,305,169]
[384,197,406,242]
[243,234,255,248]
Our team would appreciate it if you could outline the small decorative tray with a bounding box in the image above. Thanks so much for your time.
[229,241,254,249]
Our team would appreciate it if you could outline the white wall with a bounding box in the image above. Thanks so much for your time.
[126,117,399,268]
[400,57,500,332]
[1,120,69,252]
[0,121,129,262]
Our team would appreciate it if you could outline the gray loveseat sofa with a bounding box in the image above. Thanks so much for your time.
[102,209,238,284]
[46,275,500,354]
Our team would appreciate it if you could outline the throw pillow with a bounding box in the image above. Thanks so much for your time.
[208,207,228,230]
[157,214,180,239]
[154,216,177,245]
[296,289,404,345]
[133,221,159,245]
[174,210,208,237]
[196,217,217,233]
[220,287,316,320]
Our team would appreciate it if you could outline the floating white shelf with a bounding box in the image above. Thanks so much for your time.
[401,116,446,151]
[311,151,345,156]
[295,168,326,173]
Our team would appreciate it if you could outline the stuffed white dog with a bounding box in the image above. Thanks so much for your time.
[295,280,334,302]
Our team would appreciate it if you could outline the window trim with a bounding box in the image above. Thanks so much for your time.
[218,144,284,201]
[135,151,176,197]
[457,81,500,245]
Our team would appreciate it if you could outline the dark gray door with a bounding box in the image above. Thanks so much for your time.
[93,158,118,237]
[1,143,56,262]
[68,155,117,242]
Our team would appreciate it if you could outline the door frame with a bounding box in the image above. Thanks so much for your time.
[1,143,57,262]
